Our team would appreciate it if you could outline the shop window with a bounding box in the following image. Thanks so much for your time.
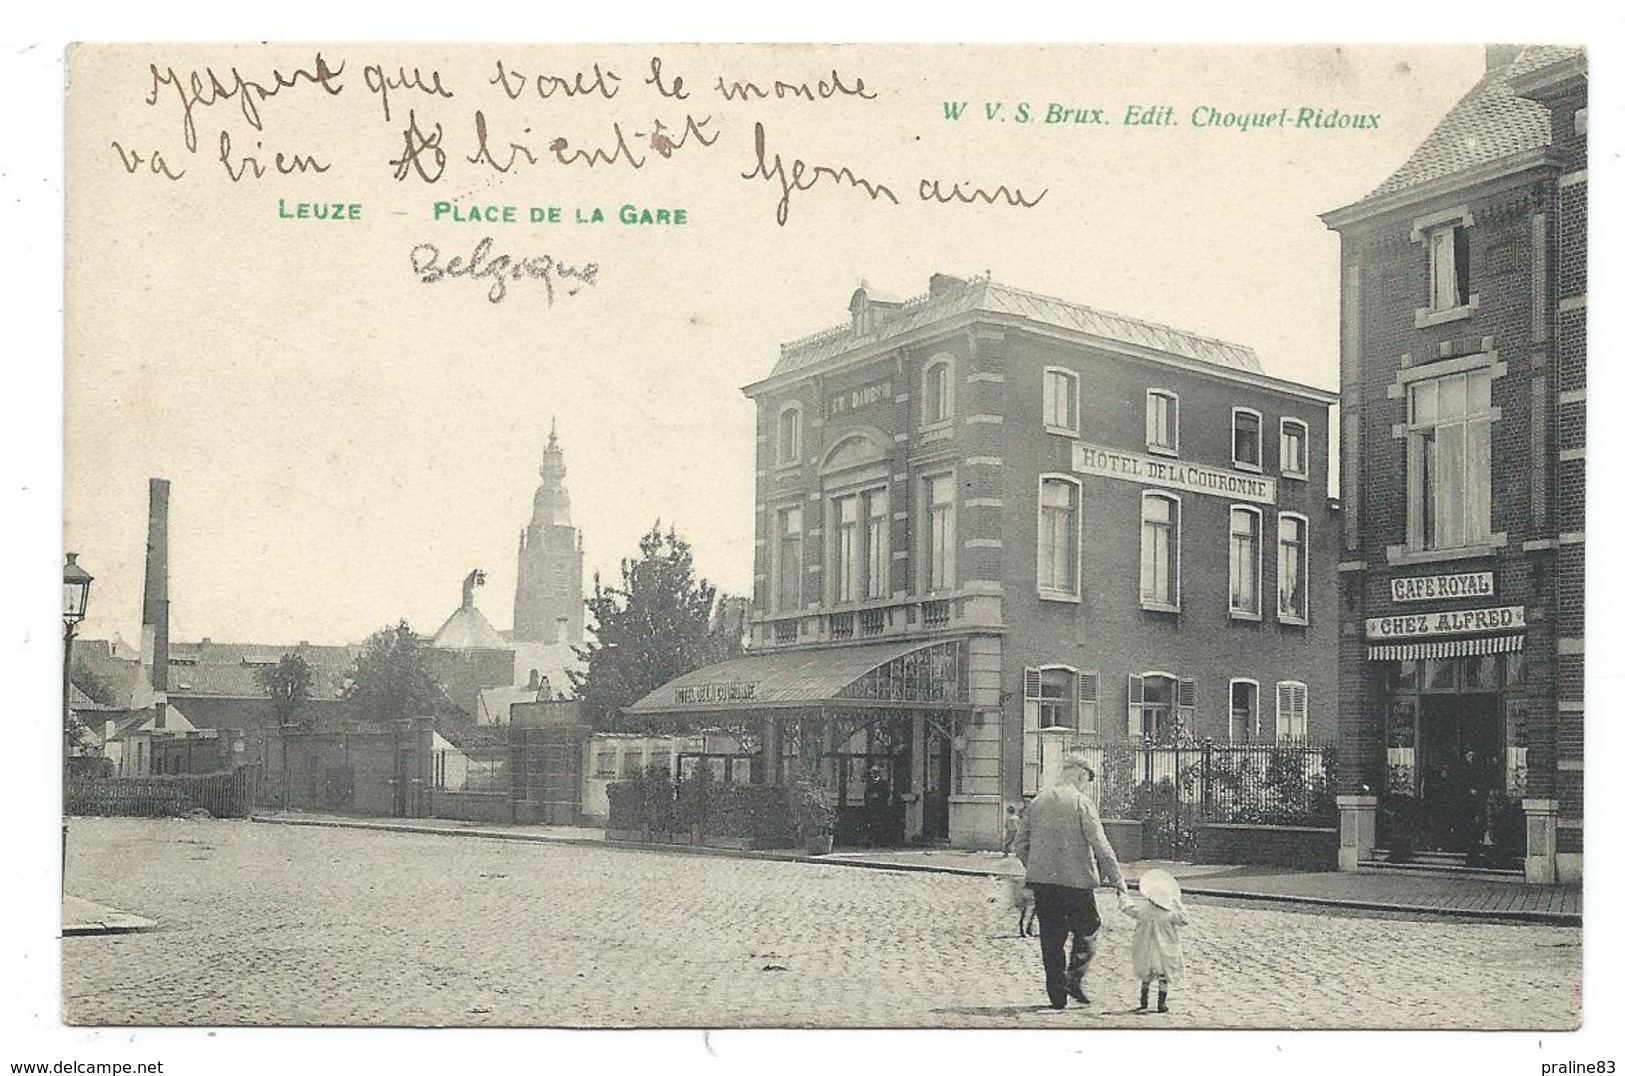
[1232,408,1263,471]
[1043,367,1079,435]
[1229,679,1259,741]
[922,473,956,592]
[1406,367,1494,552]
[775,505,802,612]
[1140,492,1181,611]
[1278,513,1309,624]
[1228,506,1261,618]
[1038,476,1080,600]
[922,355,954,427]
[777,404,802,465]
[1280,418,1308,479]
[1146,389,1179,454]
[1275,681,1308,740]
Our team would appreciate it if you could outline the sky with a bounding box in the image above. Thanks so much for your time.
[62,43,1489,646]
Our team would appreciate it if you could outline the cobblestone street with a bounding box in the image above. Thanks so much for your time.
[61,818,1582,1029]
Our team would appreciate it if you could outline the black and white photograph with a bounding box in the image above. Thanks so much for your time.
[5,24,1616,1072]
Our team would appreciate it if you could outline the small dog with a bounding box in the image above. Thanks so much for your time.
[1004,875,1038,937]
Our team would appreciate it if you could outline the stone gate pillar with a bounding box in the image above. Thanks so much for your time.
[1336,794,1377,871]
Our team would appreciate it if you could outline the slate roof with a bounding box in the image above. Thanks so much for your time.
[431,604,510,651]
[1365,46,1584,200]
[769,275,1263,381]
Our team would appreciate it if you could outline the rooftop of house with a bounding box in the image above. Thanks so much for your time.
[1355,45,1585,204]
[765,273,1265,384]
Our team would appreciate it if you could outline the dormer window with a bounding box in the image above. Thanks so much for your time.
[777,404,802,465]
[922,355,954,427]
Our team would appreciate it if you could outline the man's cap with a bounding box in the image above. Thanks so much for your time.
[1060,751,1095,780]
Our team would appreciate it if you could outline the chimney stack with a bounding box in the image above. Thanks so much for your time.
[141,478,171,726]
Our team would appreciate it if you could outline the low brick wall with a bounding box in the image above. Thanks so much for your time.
[1104,819,1143,863]
[1195,822,1337,870]
[433,790,513,824]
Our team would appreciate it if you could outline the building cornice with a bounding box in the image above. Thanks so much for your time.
[1320,147,1567,232]
[1507,57,1587,104]
[742,311,1335,406]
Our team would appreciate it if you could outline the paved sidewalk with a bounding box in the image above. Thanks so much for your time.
[251,811,1581,924]
[63,894,158,936]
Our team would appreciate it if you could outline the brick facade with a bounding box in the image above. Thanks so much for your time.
[1323,47,1584,876]
[743,275,1336,847]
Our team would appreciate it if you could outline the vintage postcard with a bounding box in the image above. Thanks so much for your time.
[59,43,1587,1033]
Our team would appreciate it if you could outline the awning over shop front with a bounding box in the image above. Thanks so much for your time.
[1366,634,1525,662]
[625,639,970,716]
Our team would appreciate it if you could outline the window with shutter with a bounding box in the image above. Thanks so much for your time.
[1078,672,1099,733]
[1275,681,1308,740]
[1127,674,1145,738]
[1176,677,1197,737]
[1022,667,1043,794]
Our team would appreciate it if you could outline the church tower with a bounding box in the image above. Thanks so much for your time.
[513,421,585,643]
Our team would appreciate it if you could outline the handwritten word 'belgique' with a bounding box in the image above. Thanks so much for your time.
[410,236,598,305]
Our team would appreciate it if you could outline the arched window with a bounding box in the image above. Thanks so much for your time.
[922,355,954,427]
[1228,505,1262,618]
[1277,512,1309,623]
[1140,492,1181,610]
[1229,679,1260,741]
[1038,475,1081,600]
[1043,367,1079,435]
[777,403,802,465]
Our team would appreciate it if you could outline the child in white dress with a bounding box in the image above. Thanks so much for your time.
[1117,868,1188,1014]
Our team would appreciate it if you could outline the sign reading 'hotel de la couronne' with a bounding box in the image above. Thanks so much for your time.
[1071,442,1277,505]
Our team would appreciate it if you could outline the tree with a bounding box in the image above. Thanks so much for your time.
[571,522,739,733]
[343,621,444,722]
[255,653,315,729]
[70,661,118,707]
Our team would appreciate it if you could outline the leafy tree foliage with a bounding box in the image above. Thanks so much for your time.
[255,652,315,729]
[70,661,118,707]
[571,523,740,733]
[343,621,444,722]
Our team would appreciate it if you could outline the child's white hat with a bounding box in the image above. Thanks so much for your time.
[1136,868,1184,910]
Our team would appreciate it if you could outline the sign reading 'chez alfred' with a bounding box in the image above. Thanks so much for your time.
[674,681,760,705]
[1365,605,1526,640]
[1390,571,1496,603]
[1071,442,1277,504]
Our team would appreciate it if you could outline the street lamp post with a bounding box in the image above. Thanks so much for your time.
[62,552,93,879]
[62,552,94,748]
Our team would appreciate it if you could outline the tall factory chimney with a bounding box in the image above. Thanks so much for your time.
[140,478,171,727]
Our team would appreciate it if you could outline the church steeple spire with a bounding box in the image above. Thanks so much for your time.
[514,420,584,644]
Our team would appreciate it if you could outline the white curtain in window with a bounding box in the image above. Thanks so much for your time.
[1140,497,1175,604]
[1430,227,1457,310]
[1229,508,1259,613]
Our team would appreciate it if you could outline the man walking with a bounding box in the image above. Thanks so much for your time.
[1013,750,1129,1009]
